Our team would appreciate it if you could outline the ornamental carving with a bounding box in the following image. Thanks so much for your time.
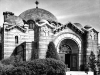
[36,19,55,28]
[39,25,51,36]
[36,19,54,36]
[59,44,71,54]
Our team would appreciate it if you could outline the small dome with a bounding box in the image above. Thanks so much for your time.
[5,16,24,26]
[74,23,83,28]
[84,25,92,29]
[19,8,57,22]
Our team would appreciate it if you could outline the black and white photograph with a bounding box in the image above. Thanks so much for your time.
[0,0,100,75]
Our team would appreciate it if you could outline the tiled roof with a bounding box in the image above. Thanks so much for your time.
[19,8,57,22]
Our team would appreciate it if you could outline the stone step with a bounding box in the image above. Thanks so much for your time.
[66,71,93,75]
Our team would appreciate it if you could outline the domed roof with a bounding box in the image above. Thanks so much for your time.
[5,16,24,26]
[84,25,92,29]
[19,8,57,22]
[74,23,83,28]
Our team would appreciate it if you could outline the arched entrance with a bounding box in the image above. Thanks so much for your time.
[53,33,82,71]
[59,39,79,71]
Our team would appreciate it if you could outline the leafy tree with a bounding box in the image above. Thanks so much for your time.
[88,51,96,71]
[46,41,60,60]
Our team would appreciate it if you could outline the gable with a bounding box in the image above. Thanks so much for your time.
[67,22,84,35]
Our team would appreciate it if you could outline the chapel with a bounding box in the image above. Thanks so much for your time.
[0,1,99,71]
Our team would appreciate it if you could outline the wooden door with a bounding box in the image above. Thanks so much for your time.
[70,54,78,71]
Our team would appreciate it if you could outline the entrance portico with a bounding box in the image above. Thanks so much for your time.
[59,39,79,71]
[53,33,82,71]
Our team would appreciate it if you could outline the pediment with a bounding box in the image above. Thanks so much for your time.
[67,22,84,34]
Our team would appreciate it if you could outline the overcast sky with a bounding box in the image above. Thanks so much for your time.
[0,0,100,42]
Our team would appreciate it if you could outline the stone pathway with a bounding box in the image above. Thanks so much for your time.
[66,71,93,75]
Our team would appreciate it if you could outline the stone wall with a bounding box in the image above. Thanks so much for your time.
[86,29,98,62]
[3,23,34,59]
[38,25,53,59]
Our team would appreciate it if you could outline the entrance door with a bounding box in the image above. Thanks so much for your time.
[65,54,78,71]
[59,53,78,71]
[70,54,78,71]
[58,39,79,71]
[65,54,70,68]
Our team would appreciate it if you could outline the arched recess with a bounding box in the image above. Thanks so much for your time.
[53,33,81,53]
[53,33,82,70]
[27,20,35,29]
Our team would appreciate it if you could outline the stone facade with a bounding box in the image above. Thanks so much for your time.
[0,7,99,71]
[3,22,34,60]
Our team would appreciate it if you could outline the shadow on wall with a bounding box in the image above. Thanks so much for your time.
[11,42,26,61]
[31,41,39,60]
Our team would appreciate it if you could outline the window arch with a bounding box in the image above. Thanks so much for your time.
[59,44,71,54]
[15,36,18,44]
[27,20,35,29]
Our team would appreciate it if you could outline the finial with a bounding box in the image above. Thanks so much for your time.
[35,0,39,8]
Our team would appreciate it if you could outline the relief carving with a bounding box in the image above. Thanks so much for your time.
[36,19,54,36]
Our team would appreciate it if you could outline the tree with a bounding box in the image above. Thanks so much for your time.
[46,41,60,60]
[88,51,96,72]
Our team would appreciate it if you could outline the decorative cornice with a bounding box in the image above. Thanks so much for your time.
[53,24,68,34]
[35,19,55,29]
[5,25,27,33]
[67,22,84,34]
[53,22,85,35]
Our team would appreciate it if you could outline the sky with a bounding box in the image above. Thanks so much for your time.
[0,0,100,42]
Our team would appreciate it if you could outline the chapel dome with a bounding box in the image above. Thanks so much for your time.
[5,16,24,26]
[84,25,92,29]
[19,8,57,22]
[74,23,83,28]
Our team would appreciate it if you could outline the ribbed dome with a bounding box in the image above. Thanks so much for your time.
[19,8,57,22]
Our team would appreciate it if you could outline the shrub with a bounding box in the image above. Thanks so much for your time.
[0,62,14,75]
[0,58,66,75]
[1,55,23,65]
[46,41,60,60]
[44,58,66,75]
[14,58,66,75]
[5,66,31,75]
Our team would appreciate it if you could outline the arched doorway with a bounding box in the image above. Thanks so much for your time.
[59,39,79,71]
[53,33,82,71]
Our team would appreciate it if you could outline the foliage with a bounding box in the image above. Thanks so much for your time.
[88,51,96,71]
[0,58,66,75]
[0,62,14,75]
[1,55,23,65]
[46,41,60,60]
[15,58,66,75]
[97,50,100,66]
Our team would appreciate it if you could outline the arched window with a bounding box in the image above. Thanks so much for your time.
[15,36,18,44]
[27,20,35,29]
[59,44,71,54]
